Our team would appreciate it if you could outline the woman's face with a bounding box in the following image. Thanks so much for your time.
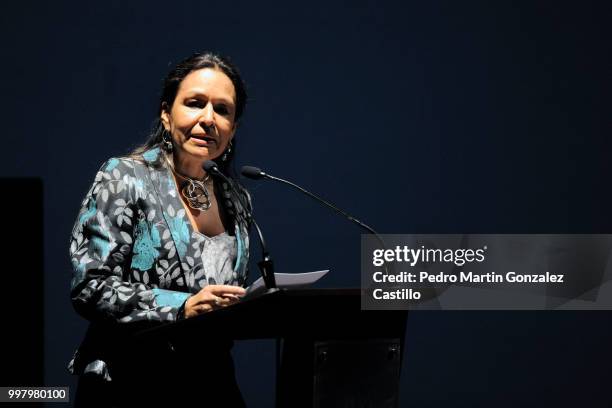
[161,68,237,164]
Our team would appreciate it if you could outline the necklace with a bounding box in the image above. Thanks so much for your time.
[175,170,213,212]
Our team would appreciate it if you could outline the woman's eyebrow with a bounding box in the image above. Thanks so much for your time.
[183,92,234,105]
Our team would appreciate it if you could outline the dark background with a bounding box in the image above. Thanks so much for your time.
[1,0,610,406]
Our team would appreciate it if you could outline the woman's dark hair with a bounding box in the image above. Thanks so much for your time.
[130,52,248,173]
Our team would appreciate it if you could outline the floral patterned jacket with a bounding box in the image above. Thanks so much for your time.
[68,146,251,379]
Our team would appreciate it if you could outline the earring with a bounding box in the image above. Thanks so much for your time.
[162,129,173,152]
[222,141,233,162]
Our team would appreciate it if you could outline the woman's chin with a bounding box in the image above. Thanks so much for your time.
[182,145,219,161]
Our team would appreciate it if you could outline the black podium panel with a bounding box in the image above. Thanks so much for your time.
[313,339,401,408]
[132,288,407,407]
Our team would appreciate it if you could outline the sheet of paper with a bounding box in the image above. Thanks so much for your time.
[244,270,329,298]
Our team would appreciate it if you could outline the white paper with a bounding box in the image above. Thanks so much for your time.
[244,270,329,298]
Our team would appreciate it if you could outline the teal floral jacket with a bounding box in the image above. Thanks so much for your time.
[68,147,251,379]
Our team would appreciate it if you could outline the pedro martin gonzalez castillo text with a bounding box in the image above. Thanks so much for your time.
[361,235,612,310]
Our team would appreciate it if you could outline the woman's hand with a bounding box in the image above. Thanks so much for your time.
[183,285,246,318]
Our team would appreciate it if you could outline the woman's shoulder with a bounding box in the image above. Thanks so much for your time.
[83,154,159,207]
[95,147,163,178]
[92,157,139,183]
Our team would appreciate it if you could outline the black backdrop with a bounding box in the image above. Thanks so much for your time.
[1,1,610,406]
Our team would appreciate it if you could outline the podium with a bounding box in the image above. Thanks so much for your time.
[133,288,407,407]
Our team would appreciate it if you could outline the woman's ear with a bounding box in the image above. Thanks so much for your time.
[160,102,170,130]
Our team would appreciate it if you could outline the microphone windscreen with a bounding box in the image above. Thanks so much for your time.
[203,160,218,173]
[241,166,263,179]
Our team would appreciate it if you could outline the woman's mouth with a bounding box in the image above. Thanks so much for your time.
[190,135,216,146]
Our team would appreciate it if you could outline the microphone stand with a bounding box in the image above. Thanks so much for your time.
[204,162,277,290]
[265,174,378,236]
[250,218,277,290]
[243,167,390,272]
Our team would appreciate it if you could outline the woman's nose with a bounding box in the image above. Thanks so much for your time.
[199,104,215,128]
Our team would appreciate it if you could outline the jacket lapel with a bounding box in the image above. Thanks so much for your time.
[143,147,192,271]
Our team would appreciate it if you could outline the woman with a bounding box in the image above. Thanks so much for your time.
[68,52,252,407]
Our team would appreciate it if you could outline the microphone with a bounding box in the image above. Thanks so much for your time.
[241,166,380,236]
[241,165,391,276]
[241,166,267,180]
[203,161,277,290]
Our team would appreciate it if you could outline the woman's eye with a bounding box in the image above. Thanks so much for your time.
[187,100,205,108]
[215,105,229,115]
